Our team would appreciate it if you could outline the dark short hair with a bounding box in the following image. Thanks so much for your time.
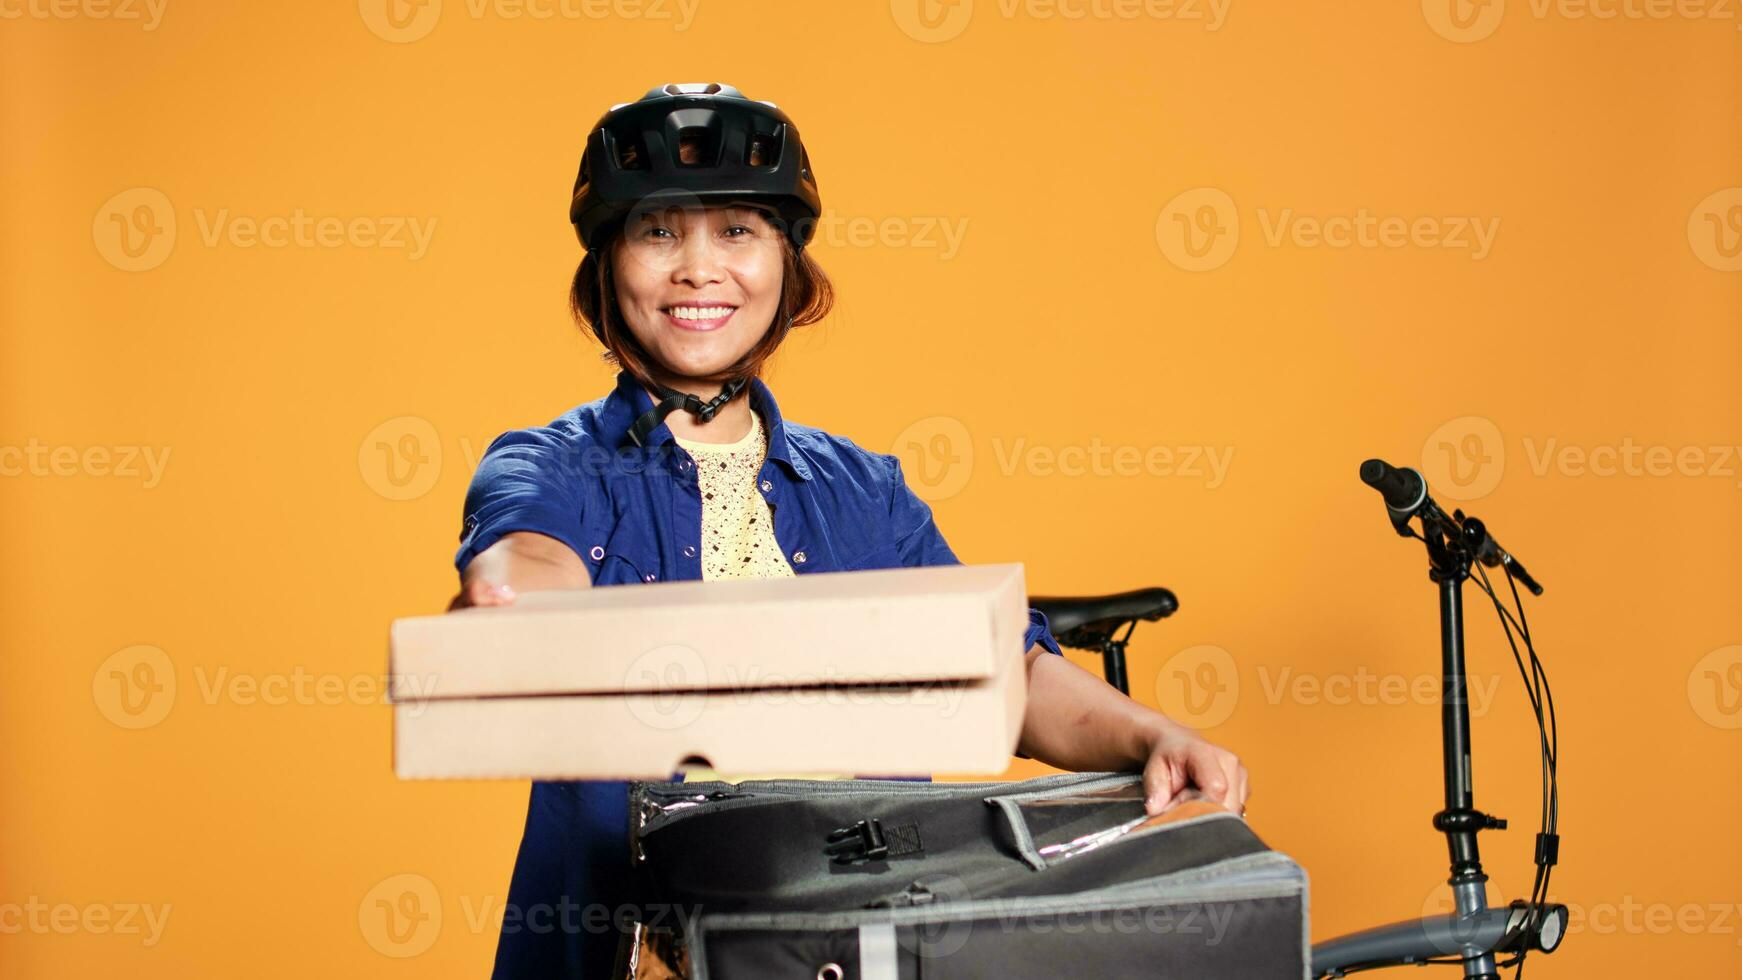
[569,209,834,389]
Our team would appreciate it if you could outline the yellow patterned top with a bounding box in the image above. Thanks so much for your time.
[671,407,848,784]
[671,407,795,582]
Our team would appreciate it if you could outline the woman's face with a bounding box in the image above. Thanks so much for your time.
[611,203,785,383]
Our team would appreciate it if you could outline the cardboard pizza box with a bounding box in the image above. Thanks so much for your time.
[389,563,1031,780]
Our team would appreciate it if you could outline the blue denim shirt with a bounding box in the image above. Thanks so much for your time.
[455,369,1062,979]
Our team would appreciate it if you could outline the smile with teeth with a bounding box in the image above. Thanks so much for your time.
[666,306,736,320]
[663,305,738,330]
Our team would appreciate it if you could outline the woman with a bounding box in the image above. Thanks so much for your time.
[450,82,1250,978]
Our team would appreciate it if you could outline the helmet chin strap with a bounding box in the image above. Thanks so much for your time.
[627,375,750,448]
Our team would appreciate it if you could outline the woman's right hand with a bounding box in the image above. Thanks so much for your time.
[447,577,518,611]
[446,531,590,612]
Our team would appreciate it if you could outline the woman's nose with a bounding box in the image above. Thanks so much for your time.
[671,234,726,286]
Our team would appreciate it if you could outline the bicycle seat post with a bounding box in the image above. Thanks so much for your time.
[1028,590,1176,698]
[1100,631,1131,697]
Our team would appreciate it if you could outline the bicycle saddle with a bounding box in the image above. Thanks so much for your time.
[1029,588,1178,648]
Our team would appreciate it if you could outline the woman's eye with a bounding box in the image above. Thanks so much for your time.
[724,225,754,238]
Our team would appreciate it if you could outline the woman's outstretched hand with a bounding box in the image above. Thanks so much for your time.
[447,577,518,611]
[445,531,590,611]
[1139,722,1249,818]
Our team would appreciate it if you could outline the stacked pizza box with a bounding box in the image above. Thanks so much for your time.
[389,564,1032,780]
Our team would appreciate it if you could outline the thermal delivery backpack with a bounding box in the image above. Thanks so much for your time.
[620,771,1309,979]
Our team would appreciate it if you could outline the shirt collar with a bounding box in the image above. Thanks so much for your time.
[604,369,813,482]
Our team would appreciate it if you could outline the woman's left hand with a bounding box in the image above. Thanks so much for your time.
[1139,723,1249,817]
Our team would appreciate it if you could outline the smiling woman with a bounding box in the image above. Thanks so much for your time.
[571,200,834,426]
[450,82,1247,980]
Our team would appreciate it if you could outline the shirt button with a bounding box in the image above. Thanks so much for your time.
[588,545,605,562]
[683,545,697,558]
[760,480,773,493]
[643,573,657,582]
[793,551,807,564]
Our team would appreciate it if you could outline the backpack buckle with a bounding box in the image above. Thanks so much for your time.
[824,819,889,865]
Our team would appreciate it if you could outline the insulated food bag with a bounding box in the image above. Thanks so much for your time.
[621,771,1309,979]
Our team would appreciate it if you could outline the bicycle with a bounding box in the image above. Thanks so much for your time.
[1032,458,1568,979]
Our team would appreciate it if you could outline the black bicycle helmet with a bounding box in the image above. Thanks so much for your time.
[571,83,819,447]
[570,82,822,253]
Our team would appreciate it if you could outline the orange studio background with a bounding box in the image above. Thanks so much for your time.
[2,1,1738,977]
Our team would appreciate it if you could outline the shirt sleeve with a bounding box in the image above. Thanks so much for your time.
[454,428,589,577]
[887,454,1063,657]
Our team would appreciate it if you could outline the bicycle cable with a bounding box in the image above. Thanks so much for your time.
[1471,562,1558,980]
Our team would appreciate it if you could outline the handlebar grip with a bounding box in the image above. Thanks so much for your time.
[1360,458,1426,512]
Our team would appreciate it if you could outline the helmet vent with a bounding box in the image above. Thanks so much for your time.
[664,82,722,96]
[747,132,778,168]
[607,128,649,171]
[674,128,720,167]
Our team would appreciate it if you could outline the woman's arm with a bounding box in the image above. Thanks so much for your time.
[447,531,590,610]
[882,456,1249,815]
[1015,645,1250,817]
[454,487,1247,816]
